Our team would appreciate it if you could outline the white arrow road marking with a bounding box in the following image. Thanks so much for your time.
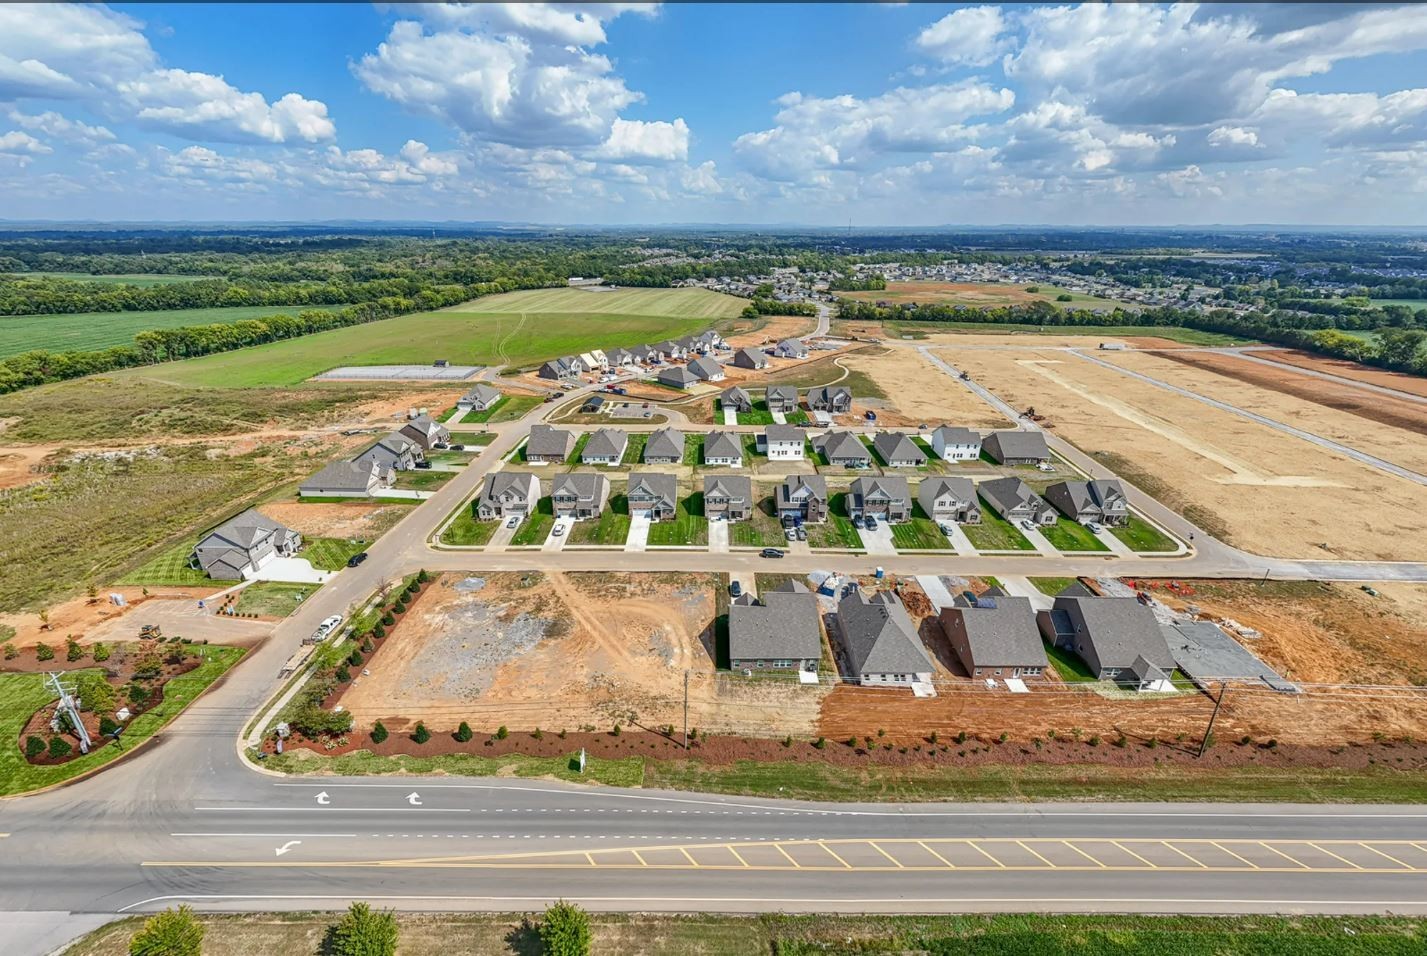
[406,792,422,806]
[274,841,302,857]
[316,792,331,806]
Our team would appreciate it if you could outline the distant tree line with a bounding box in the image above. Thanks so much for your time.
[828,274,886,292]
[742,298,818,318]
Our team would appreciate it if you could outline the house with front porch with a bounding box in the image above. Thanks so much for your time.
[917,477,982,524]
[848,476,911,523]
[476,472,540,520]
[777,474,828,524]
[1044,480,1130,526]
[978,477,1057,526]
[703,431,743,467]
[551,473,610,520]
[704,475,752,522]
[808,385,853,413]
[626,472,679,520]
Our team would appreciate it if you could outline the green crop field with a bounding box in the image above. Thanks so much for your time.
[122,287,743,388]
[6,272,214,287]
[0,304,354,359]
[442,286,743,319]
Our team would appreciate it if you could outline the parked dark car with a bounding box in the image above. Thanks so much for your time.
[760,548,785,559]
[414,460,433,469]
[729,580,742,597]
[346,552,368,568]
[450,444,466,451]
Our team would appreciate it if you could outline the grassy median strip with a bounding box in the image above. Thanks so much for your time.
[0,646,244,797]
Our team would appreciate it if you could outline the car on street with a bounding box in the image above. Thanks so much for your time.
[729,580,742,597]
[346,551,368,568]
[450,443,466,451]
[506,516,520,528]
[760,548,785,558]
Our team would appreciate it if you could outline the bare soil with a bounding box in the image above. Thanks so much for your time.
[840,348,1007,428]
[726,315,816,348]
[1257,349,1427,399]
[257,500,412,539]
[0,587,227,648]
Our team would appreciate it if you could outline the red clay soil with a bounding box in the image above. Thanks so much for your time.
[269,725,1427,775]
[1256,349,1427,399]
[320,581,432,710]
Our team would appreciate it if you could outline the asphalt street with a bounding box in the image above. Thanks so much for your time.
[4,331,1427,952]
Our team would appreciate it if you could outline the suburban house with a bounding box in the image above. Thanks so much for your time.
[353,432,423,478]
[674,335,700,355]
[524,424,572,464]
[939,595,1048,679]
[978,477,1057,526]
[982,430,1051,465]
[732,347,769,370]
[776,338,809,359]
[653,340,687,360]
[872,431,927,468]
[848,476,911,522]
[457,384,502,412]
[476,472,540,520]
[686,356,725,382]
[581,428,629,465]
[656,365,699,390]
[1044,479,1130,526]
[836,590,934,688]
[765,385,800,413]
[719,386,752,412]
[538,355,586,381]
[917,476,982,524]
[643,427,685,464]
[815,430,872,469]
[606,347,636,369]
[694,330,725,352]
[808,385,853,413]
[761,424,806,460]
[703,431,743,467]
[192,508,302,581]
[400,414,451,450]
[580,349,608,371]
[300,458,390,498]
[704,474,752,522]
[1037,594,1177,688]
[551,473,611,520]
[626,472,679,520]
[729,590,823,673]
[777,474,828,524]
[930,426,981,462]
[631,344,661,365]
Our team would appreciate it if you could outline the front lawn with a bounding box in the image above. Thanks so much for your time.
[440,505,498,546]
[459,393,543,424]
[736,400,775,425]
[963,498,1035,550]
[299,536,369,570]
[888,504,952,550]
[647,492,708,546]
[0,646,244,796]
[1030,576,1079,596]
[392,469,456,491]
[569,494,632,545]
[806,493,863,549]
[234,581,320,617]
[117,539,208,586]
[729,497,788,548]
[510,496,555,545]
[784,407,810,425]
[619,432,649,465]
[1113,514,1179,552]
[1041,517,1111,552]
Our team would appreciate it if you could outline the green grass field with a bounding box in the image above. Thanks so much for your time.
[510,497,556,545]
[729,497,788,548]
[117,539,209,586]
[122,288,743,388]
[963,500,1035,550]
[0,304,354,359]
[1041,517,1110,552]
[806,493,863,549]
[7,271,214,287]
[459,393,542,425]
[1113,514,1179,552]
[647,492,707,546]
[888,505,952,550]
[1030,576,1079,596]
[1044,641,1098,682]
[234,581,319,617]
[64,912,1427,956]
[439,505,498,546]
[568,494,631,545]
[299,537,369,570]
[0,646,243,796]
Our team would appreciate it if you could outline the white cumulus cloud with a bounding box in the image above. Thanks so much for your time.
[915,6,1015,66]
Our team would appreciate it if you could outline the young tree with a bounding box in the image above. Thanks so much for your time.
[328,901,398,956]
[35,642,54,662]
[455,721,473,742]
[2,643,16,660]
[66,638,85,662]
[539,900,592,956]
[25,736,44,759]
[129,904,204,956]
[370,720,389,744]
[412,721,431,744]
[48,737,72,759]
[92,642,111,662]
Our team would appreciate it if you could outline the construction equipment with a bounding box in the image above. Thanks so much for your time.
[139,624,162,639]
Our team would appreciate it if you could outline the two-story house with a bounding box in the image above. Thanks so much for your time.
[476,472,540,520]
[551,473,611,520]
[848,476,911,523]
[917,477,982,524]
[719,386,752,413]
[703,475,752,522]
[808,385,852,414]
[764,385,799,413]
[761,424,806,461]
[626,472,679,520]
[930,426,981,462]
[1044,480,1130,527]
[777,474,828,524]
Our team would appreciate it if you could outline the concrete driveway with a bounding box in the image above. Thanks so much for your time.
[1093,525,1136,557]
[251,556,333,584]
[942,521,978,555]
[486,516,523,552]
[625,513,652,552]
[1020,522,1061,556]
[858,520,898,555]
[542,516,575,552]
[708,517,730,553]
[722,407,738,426]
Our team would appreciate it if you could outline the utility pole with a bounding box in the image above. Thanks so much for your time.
[1197,680,1229,758]
[683,669,689,750]
[47,672,93,755]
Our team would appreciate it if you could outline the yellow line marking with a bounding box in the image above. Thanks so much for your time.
[773,843,802,868]
[1359,844,1413,869]
[1413,842,1427,856]
[678,847,700,867]
[1211,841,1260,869]
[819,841,853,869]
[630,849,647,867]
[585,853,596,867]
[1161,843,1208,868]
[1062,841,1107,868]
[1111,841,1158,868]
[918,841,955,868]
[1258,843,1309,868]
[869,842,904,868]
[1309,842,1363,869]
[140,860,1422,873]
[1016,840,1057,868]
[967,842,1006,868]
[726,845,750,868]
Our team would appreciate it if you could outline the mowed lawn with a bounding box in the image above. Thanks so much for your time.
[9,271,214,286]
[442,286,742,319]
[0,304,354,359]
[234,581,319,617]
[1113,514,1180,552]
[127,288,744,387]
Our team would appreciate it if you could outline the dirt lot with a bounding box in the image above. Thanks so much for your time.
[82,598,274,647]
[844,282,1045,307]
[726,314,816,348]
[944,344,1427,561]
[0,586,228,647]
[1257,349,1427,399]
[839,347,1009,428]
[258,500,412,539]
[337,571,829,735]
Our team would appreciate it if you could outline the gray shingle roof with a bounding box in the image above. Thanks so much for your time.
[526,424,571,458]
[462,384,501,407]
[850,475,910,507]
[917,476,977,512]
[719,385,751,409]
[771,579,810,593]
[765,423,806,444]
[985,430,1050,461]
[1163,621,1291,688]
[978,477,1042,515]
[657,365,698,387]
[582,428,628,461]
[703,431,743,461]
[932,425,979,446]
[872,431,926,465]
[480,472,538,508]
[816,430,871,463]
[643,427,685,461]
[729,592,823,662]
[940,596,1048,669]
[811,385,852,405]
[765,384,798,405]
[1054,595,1176,671]
[838,590,933,676]
[202,507,290,550]
[552,472,609,504]
[626,472,678,510]
[735,347,768,367]
[301,459,381,494]
[687,356,724,379]
[778,474,827,504]
[703,474,751,504]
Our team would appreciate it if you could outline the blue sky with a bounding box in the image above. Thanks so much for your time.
[2,2,1426,225]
